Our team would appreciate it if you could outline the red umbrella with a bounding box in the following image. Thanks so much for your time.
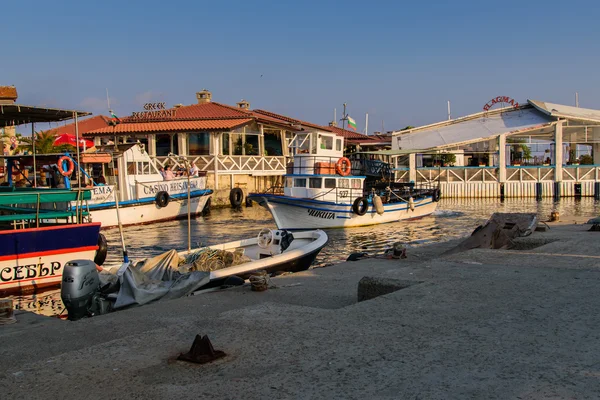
[53,134,94,149]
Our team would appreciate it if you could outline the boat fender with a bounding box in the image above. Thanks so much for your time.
[352,197,369,216]
[432,189,441,202]
[57,156,75,177]
[279,230,294,252]
[202,197,211,216]
[373,195,384,215]
[155,191,170,208]
[229,188,244,208]
[408,197,415,211]
[335,157,352,176]
[94,233,108,266]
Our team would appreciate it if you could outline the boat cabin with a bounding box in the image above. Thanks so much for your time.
[284,131,366,202]
[81,143,207,204]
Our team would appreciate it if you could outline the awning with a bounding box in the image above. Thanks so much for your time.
[0,104,90,127]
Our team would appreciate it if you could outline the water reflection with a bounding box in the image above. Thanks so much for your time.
[7,198,600,317]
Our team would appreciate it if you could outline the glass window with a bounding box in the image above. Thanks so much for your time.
[352,179,362,189]
[188,132,210,155]
[336,139,342,151]
[338,179,349,188]
[222,133,230,155]
[264,129,283,156]
[324,178,336,188]
[127,162,136,174]
[311,133,317,154]
[294,178,306,188]
[321,135,333,150]
[156,134,171,156]
[286,177,293,187]
[245,135,259,155]
[309,178,322,188]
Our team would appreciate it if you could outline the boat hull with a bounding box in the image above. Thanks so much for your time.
[0,223,101,295]
[87,192,211,229]
[249,194,438,229]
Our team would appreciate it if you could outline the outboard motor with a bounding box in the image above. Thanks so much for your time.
[61,260,105,321]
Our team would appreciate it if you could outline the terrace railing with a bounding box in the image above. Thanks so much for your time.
[411,166,499,184]
[154,155,287,175]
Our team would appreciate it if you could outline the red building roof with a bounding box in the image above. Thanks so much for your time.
[46,115,112,135]
[88,119,252,135]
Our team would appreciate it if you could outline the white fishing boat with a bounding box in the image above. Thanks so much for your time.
[68,143,212,228]
[248,130,440,229]
[60,229,328,319]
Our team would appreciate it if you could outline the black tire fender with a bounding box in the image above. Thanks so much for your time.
[352,197,369,216]
[94,233,108,266]
[229,188,243,208]
[155,191,170,208]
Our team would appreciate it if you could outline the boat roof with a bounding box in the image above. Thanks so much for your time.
[0,187,92,204]
[0,104,90,127]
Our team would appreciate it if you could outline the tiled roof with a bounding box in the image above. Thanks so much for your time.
[46,115,112,135]
[86,119,252,135]
[252,109,334,132]
[118,102,252,123]
[324,125,372,140]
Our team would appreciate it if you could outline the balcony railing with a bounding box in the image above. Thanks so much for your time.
[154,155,287,175]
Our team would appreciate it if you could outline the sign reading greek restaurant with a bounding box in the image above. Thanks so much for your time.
[483,96,519,112]
[131,102,177,119]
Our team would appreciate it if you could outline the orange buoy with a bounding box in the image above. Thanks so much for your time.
[57,156,75,177]
[335,157,352,176]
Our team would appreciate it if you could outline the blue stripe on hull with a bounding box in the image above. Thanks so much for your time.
[0,224,101,258]
[84,189,213,211]
[264,196,434,214]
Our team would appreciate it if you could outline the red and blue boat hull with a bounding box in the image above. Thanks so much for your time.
[0,223,101,295]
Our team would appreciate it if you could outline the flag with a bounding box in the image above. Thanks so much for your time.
[347,116,357,130]
[109,110,121,125]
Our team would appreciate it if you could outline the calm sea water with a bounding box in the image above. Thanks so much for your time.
[9,198,600,317]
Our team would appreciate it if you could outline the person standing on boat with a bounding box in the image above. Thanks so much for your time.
[164,165,175,180]
[189,162,199,177]
[159,167,166,180]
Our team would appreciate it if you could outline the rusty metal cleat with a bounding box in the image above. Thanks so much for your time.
[177,335,226,364]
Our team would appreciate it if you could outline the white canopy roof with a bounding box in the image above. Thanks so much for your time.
[528,99,600,123]
[394,107,552,150]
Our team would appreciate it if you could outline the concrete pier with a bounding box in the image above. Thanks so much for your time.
[2,217,600,399]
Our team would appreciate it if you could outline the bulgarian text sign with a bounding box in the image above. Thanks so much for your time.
[483,96,519,112]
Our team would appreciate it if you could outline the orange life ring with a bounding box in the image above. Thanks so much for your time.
[335,157,352,176]
[57,156,75,177]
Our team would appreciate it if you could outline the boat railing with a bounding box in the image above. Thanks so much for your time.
[287,155,393,179]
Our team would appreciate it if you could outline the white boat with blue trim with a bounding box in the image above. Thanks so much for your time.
[71,143,212,228]
[249,130,440,229]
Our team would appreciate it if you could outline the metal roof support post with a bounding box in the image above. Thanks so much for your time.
[74,112,81,187]
[214,133,219,190]
[31,123,36,187]
[498,134,506,183]
[554,121,564,182]
[409,153,416,183]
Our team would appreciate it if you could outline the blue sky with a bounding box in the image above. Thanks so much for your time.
[3,0,600,133]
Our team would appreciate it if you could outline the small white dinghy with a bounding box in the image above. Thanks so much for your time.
[60,229,328,319]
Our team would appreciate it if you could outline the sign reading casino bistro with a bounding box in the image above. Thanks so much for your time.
[483,96,519,112]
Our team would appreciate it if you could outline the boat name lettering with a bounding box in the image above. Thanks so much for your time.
[0,262,61,282]
[307,209,335,219]
[141,180,199,195]
[93,186,113,196]
[483,96,519,112]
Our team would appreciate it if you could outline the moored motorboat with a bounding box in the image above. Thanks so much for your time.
[60,229,328,319]
[248,130,440,229]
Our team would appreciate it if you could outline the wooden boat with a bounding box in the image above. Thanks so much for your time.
[248,130,440,229]
[0,187,101,295]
